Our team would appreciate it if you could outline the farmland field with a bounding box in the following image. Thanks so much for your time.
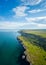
[18,30,46,65]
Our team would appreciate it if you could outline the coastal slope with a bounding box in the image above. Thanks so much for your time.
[18,30,46,65]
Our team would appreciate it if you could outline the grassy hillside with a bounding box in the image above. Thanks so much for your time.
[21,30,46,38]
[18,30,46,65]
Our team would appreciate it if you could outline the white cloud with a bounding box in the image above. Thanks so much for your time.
[0,20,46,30]
[0,21,31,29]
[0,16,46,30]
[38,24,46,27]
[21,0,42,5]
[13,6,29,17]
[30,22,46,28]
[25,16,46,29]
[28,9,46,13]
[20,22,46,29]
[26,16,46,22]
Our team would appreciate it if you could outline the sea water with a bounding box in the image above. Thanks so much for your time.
[0,32,23,65]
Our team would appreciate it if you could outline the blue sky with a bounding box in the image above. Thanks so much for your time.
[0,0,46,30]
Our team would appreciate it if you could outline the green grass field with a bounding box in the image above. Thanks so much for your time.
[18,30,46,65]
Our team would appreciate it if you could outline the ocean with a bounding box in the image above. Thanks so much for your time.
[0,32,23,65]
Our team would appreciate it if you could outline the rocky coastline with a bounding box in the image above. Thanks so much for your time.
[17,37,31,65]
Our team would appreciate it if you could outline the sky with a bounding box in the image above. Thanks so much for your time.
[0,0,46,30]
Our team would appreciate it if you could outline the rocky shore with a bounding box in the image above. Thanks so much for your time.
[17,37,31,65]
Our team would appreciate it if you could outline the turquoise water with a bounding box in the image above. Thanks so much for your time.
[0,32,23,65]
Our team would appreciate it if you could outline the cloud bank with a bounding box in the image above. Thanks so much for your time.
[0,16,46,30]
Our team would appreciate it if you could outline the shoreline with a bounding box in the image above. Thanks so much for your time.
[17,37,31,65]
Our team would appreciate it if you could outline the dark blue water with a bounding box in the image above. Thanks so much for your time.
[0,32,23,65]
